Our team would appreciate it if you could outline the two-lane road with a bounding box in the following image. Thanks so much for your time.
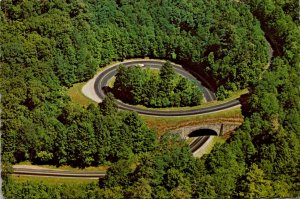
[93,59,241,116]
[13,166,106,179]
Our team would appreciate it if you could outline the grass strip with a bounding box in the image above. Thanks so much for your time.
[142,107,243,136]
[11,175,97,185]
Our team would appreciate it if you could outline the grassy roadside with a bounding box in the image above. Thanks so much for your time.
[67,60,122,107]
[68,58,248,110]
[67,82,97,107]
[67,58,155,106]
[68,60,245,140]
[133,88,248,111]
[142,106,243,136]
[11,175,98,185]
[69,76,247,111]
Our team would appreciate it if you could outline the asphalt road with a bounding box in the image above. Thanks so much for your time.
[12,41,274,179]
[12,135,208,179]
[13,61,237,178]
[189,136,210,153]
[13,167,106,179]
[94,60,241,116]
[12,136,210,179]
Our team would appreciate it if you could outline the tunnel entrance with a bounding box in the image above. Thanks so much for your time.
[188,128,218,137]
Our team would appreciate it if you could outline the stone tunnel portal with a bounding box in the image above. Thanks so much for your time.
[188,128,218,137]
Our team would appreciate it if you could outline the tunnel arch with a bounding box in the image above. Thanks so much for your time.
[188,128,218,137]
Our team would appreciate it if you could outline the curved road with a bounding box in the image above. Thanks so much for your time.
[94,60,241,116]
[13,62,239,178]
[12,34,274,179]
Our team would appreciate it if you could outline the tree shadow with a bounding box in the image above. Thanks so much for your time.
[102,86,113,94]
[176,59,218,92]
[240,92,251,117]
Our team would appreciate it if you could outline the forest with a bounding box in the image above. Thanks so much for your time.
[1,0,299,198]
[113,62,203,107]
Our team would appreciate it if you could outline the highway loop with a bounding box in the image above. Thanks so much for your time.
[94,60,240,116]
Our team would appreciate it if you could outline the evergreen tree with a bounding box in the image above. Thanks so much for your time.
[99,93,118,116]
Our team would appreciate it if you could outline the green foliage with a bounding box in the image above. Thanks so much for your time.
[113,62,203,107]
[1,0,269,168]
[55,101,157,167]
[99,93,118,116]
[98,134,199,199]
[242,164,273,198]
[2,179,101,199]
[1,0,300,198]
[160,61,175,81]
[202,1,300,197]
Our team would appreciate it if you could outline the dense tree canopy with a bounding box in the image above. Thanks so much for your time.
[113,62,203,107]
[1,1,269,163]
[2,94,157,168]
[1,0,299,198]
